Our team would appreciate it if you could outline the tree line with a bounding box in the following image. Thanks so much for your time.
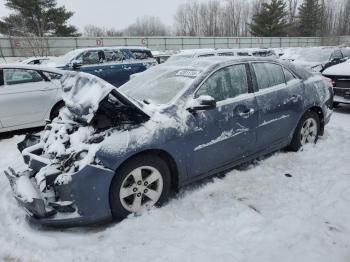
[175,0,350,37]
[0,0,349,38]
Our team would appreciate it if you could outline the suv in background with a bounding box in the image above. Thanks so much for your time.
[49,47,157,87]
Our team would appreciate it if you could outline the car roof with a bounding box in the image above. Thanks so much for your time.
[69,46,152,52]
[0,63,65,74]
[162,56,286,74]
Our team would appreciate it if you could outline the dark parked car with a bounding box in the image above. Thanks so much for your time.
[321,48,350,73]
[322,58,350,106]
[50,47,157,87]
[4,57,333,227]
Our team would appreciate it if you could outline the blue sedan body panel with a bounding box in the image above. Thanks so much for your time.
[5,57,333,227]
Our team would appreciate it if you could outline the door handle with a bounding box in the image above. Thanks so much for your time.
[289,95,299,103]
[123,66,132,71]
[238,108,255,118]
[94,69,104,73]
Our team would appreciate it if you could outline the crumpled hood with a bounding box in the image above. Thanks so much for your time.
[61,71,150,124]
[61,72,114,123]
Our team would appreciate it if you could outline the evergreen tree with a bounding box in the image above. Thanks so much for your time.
[0,0,79,37]
[249,0,289,37]
[297,0,322,36]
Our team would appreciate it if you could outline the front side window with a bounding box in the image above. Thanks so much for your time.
[43,71,62,80]
[3,68,43,85]
[196,64,249,102]
[218,52,235,56]
[198,54,215,58]
[284,68,296,83]
[253,63,285,90]
[77,50,105,65]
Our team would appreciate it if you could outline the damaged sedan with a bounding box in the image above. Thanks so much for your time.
[4,57,333,227]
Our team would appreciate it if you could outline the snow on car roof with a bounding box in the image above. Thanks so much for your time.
[165,56,276,70]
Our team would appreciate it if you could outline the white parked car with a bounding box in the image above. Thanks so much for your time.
[21,56,55,65]
[0,65,64,133]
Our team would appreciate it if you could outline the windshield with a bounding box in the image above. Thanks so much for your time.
[167,54,193,62]
[53,49,83,65]
[119,66,201,105]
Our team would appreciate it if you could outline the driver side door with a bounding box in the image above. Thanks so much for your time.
[187,64,258,177]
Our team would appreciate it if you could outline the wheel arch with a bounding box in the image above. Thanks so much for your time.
[50,100,65,120]
[307,106,325,136]
[114,149,180,191]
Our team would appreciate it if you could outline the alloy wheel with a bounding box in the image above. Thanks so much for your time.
[119,166,163,213]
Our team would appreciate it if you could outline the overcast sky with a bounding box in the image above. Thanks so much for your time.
[0,0,207,32]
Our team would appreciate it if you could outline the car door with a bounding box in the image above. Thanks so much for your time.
[252,62,304,150]
[77,50,107,80]
[101,49,136,87]
[187,64,258,177]
[0,68,58,127]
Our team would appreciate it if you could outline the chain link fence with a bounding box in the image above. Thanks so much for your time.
[0,36,350,58]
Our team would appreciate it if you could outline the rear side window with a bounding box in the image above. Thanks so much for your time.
[3,68,43,85]
[253,63,285,90]
[196,64,248,101]
[131,50,153,60]
[330,50,343,61]
[341,49,350,58]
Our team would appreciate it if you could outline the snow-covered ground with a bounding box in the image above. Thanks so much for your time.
[0,106,349,262]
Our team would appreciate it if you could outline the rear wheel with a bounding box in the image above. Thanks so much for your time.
[288,111,320,151]
[109,154,171,221]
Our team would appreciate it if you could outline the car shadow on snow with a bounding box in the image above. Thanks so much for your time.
[334,104,350,115]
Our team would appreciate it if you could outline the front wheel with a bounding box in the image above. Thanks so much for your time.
[109,154,171,221]
[288,111,320,151]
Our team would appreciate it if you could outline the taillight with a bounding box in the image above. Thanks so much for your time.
[322,77,334,87]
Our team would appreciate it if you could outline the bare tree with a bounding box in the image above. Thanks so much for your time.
[83,25,105,37]
[125,16,168,36]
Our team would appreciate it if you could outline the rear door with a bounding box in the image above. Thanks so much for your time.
[188,63,258,177]
[0,68,58,127]
[252,62,304,150]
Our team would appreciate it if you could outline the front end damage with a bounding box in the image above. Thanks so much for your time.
[4,158,114,226]
[3,72,150,227]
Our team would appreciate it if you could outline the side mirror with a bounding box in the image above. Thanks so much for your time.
[71,60,82,70]
[188,95,216,113]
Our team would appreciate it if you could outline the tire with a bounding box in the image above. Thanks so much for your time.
[50,102,64,120]
[288,111,320,152]
[109,154,172,221]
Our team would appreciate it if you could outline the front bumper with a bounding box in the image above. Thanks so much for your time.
[4,144,115,227]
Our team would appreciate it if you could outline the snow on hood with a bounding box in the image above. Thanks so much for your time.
[322,59,350,76]
[61,71,114,123]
